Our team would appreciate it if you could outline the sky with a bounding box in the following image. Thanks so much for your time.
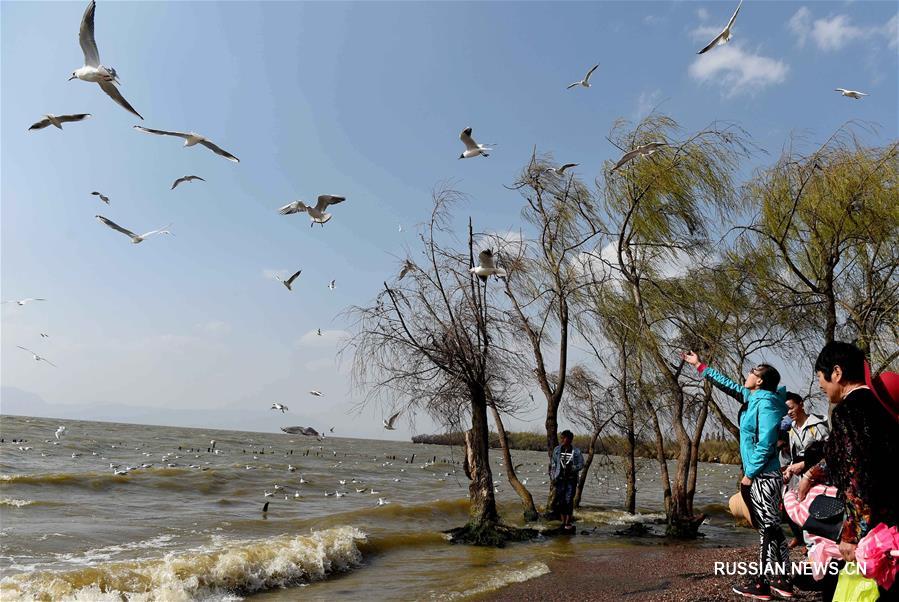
[1,1,897,440]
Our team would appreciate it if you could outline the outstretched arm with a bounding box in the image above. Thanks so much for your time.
[682,351,749,403]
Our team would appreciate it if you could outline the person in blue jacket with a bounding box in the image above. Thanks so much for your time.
[682,350,791,600]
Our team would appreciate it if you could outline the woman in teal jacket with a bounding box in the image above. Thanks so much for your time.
[683,351,791,600]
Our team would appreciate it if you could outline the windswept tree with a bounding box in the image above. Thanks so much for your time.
[345,187,531,544]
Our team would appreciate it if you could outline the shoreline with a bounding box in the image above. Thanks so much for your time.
[478,543,821,601]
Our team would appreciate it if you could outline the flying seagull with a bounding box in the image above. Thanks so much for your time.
[398,259,417,280]
[55,426,66,440]
[309,390,323,397]
[271,403,288,413]
[328,280,336,290]
[544,163,579,176]
[17,346,57,367]
[3,298,45,306]
[41,333,50,338]
[278,195,346,226]
[610,142,667,173]
[329,427,335,433]
[171,175,206,190]
[279,269,302,291]
[316,329,322,336]
[383,411,401,430]
[133,126,239,163]
[834,88,868,99]
[470,249,507,281]
[281,426,320,437]
[459,127,493,159]
[95,215,172,244]
[69,1,143,119]
[697,0,743,54]
[91,191,110,204]
[28,113,91,131]
[566,64,599,89]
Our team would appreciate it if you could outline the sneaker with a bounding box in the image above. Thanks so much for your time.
[769,576,794,599]
[732,579,772,600]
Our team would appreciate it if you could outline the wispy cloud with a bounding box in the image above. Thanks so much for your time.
[196,321,231,335]
[788,7,812,47]
[788,7,897,51]
[688,45,789,97]
[696,7,709,22]
[811,14,863,51]
[633,89,662,120]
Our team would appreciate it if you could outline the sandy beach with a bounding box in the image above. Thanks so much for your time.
[482,544,821,602]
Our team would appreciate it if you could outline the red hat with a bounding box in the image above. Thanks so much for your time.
[865,361,899,423]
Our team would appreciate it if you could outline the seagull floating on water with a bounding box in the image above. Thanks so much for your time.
[610,142,667,173]
[28,113,91,131]
[383,411,401,430]
[279,195,346,226]
[133,126,239,163]
[459,127,493,159]
[834,88,868,99]
[470,249,507,281]
[566,64,599,89]
[171,175,206,190]
[697,0,743,54]
[271,403,288,413]
[17,346,57,367]
[3,298,45,306]
[279,270,302,291]
[96,215,172,244]
[91,191,110,204]
[69,1,143,119]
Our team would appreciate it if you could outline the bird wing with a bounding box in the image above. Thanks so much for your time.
[96,215,136,238]
[278,201,305,215]
[42,358,58,368]
[566,82,580,89]
[58,114,92,123]
[460,127,479,150]
[726,0,743,31]
[611,149,640,171]
[386,411,401,428]
[79,0,100,67]
[99,81,143,120]
[834,88,848,93]
[140,224,173,238]
[315,195,346,211]
[285,270,302,286]
[198,139,239,163]
[188,176,205,182]
[171,177,187,190]
[28,118,52,131]
[697,30,725,54]
[17,345,37,354]
[478,249,495,269]
[281,426,303,434]
[583,64,599,82]
[559,163,578,173]
[133,125,189,138]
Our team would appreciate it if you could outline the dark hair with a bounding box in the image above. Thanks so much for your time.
[560,430,574,440]
[815,341,865,383]
[754,363,781,392]
[785,392,804,405]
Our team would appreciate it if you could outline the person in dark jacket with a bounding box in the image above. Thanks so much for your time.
[549,430,584,531]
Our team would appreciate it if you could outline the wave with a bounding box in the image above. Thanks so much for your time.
[0,468,226,494]
[0,498,62,508]
[436,562,551,600]
[574,507,666,526]
[0,526,367,602]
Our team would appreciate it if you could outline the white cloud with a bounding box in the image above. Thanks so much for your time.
[788,7,812,47]
[633,89,662,120]
[197,320,231,335]
[884,14,898,49]
[811,14,863,51]
[688,45,789,97]
[697,7,709,21]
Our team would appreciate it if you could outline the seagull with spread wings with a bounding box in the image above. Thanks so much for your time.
[566,64,599,89]
[383,411,401,430]
[544,163,579,176]
[17,346,57,367]
[3,298,45,306]
[271,403,288,413]
[834,88,868,99]
[309,390,324,397]
[133,126,239,163]
[697,0,743,54]
[171,175,206,190]
[470,249,507,281]
[610,142,667,173]
[278,195,346,226]
[95,215,172,244]
[278,269,302,291]
[68,1,143,119]
[459,127,493,159]
[91,191,110,204]
[28,113,91,131]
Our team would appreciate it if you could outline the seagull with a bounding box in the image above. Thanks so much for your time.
[544,163,579,176]
[338,479,347,485]
[610,142,667,173]
[69,1,143,119]
[55,426,66,439]
[356,487,367,493]
[279,270,302,291]
[317,329,323,336]
[3,298,45,306]
[278,195,346,226]
[335,491,345,498]
[369,489,380,495]
[398,260,417,280]
[459,127,493,159]
[133,126,239,163]
[469,249,507,281]
[40,333,50,338]
[309,390,323,397]
[377,498,389,506]
[171,175,206,190]
[95,215,172,244]
[834,88,868,99]
[328,280,336,290]
[271,403,289,413]
[329,427,335,433]
[398,224,403,233]
[28,113,91,131]
[566,64,599,89]
[697,0,743,54]
[288,464,296,472]
[264,490,274,497]
[280,426,319,437]
[16,346,57,367]
[91,191,110,204]
[383,411,401,430]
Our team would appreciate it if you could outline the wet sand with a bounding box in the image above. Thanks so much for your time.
[481,543,822,602]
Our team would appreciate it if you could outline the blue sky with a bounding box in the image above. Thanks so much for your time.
[2,1,896,439]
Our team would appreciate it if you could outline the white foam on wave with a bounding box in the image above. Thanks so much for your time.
[435,561,551,600]
[0,498,33,508]
[575,508,666,526]
[0,526,367,601]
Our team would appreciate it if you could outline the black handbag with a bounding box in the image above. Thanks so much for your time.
[803,495,845,542]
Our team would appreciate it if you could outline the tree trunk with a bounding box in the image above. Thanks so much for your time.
[686,395,709,516]
[624,414,637,515]
[489,400,538,521]
[465,387,498,525]
[647,404,672,515]
[574,430,600,509]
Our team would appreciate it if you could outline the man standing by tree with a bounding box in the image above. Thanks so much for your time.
[549,430,584,532]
